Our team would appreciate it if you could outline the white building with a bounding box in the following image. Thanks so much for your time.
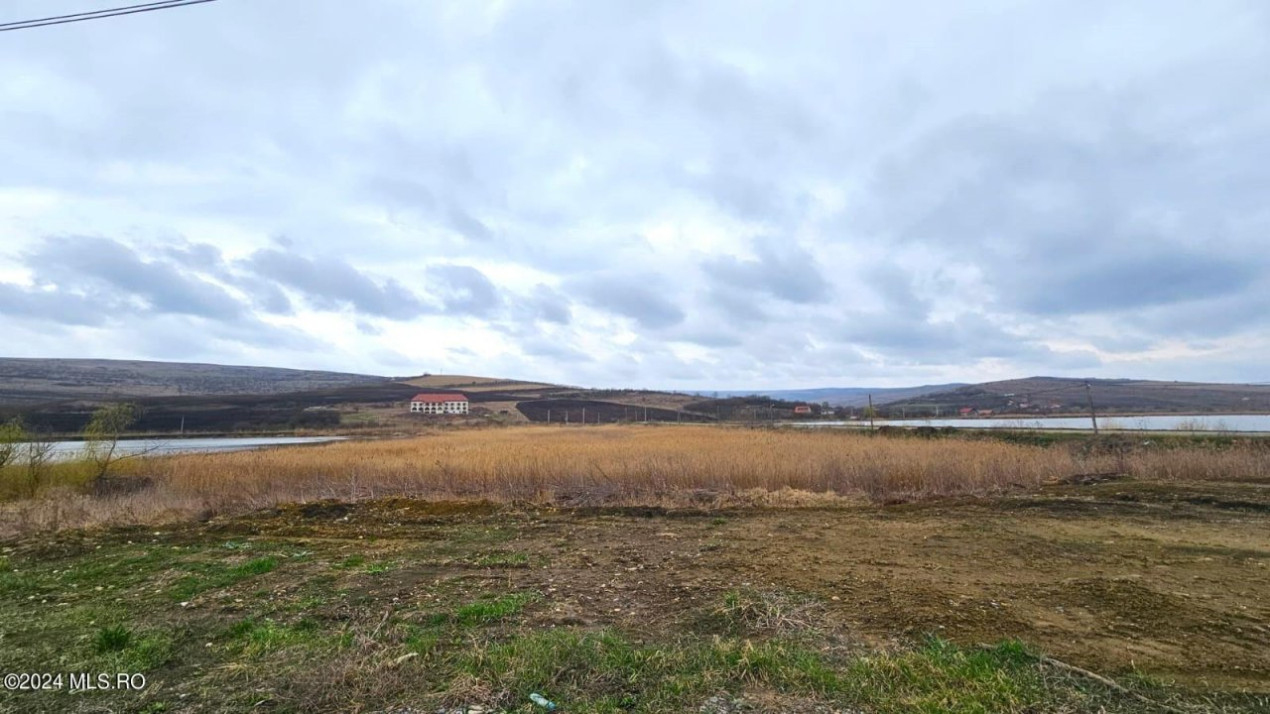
[409,393,470,415]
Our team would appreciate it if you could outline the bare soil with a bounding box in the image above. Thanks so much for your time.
[182,477,1270,692]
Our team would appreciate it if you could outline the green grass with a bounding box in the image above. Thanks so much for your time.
[470,551,530,568]
[451,592,541,626]
[169,555,280,601]
[225,616,325,657]
[94,625,133,653]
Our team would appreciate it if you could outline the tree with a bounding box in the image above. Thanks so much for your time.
[84,403,140,483]
[0,417,24,471]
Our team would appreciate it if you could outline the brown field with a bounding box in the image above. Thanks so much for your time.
[3,425,1268,538]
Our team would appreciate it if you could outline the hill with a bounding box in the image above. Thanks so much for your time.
[704,384,966,407]
[882,377,1270,416]
[0,358,384,406]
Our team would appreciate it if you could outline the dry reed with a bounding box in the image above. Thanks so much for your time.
[2,426,1266,538]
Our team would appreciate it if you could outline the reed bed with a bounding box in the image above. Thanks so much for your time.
[2,425,1267,537]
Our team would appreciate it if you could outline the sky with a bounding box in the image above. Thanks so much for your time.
[1,0,1268,389]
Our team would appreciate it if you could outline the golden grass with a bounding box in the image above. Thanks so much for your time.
[2,426,1267,538]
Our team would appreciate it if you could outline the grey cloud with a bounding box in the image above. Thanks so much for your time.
[837,312,1061,364]
[242,249,429,319]
[424,264,501,317]
[163,241,294,315]
[1016,252,1257,316]
[444,206,494,242]
[703,243,831,305]
[524,285,572,325]
[0,282,110,326]
[24,236,244,320]
[573,275,685,329]
[860,88,1270,329]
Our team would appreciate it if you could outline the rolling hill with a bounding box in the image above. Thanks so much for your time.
[882,377,1270,416]
[704,384,967,407]
[0,358,385,406]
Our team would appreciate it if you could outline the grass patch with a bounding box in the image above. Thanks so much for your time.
[225,616,324,657]
[454,631,1115,713]
[232,556,278,577]
[94,625,132,653]
[706,588,824,635]
[470,551,530,568]
[335,554,365,569]
[450,592,541,626]
[169,556,280,601]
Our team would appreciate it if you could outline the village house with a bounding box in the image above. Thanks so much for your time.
[409,393,469,415]
[793,405,813,415]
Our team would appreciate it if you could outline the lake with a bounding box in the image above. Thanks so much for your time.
[29,436,346,461]
[795,414,1270,432]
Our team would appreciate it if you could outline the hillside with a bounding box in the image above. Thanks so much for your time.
[883,377,1270,416]
[0,358,385,406]
[706,384,966,407]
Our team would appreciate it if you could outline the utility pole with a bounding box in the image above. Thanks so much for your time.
[547,409,551,423]
[179,416,185,436]
[582,407,586,424]
[565,411,569,425]
[868,394,876,430]
[1084,381,1099,435]
[644,406,648,423]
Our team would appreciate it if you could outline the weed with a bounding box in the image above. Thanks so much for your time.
[470,551,530,568]
[452,592,540,626]
[711,588,823,635]
[336,555,365,569]
[94,625,133,653]
[232,556,278,577]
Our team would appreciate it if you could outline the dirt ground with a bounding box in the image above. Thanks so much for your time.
[5,475,1268,712]
[202,477,1269,691]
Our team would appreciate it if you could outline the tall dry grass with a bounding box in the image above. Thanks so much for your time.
[2,426,1267,537]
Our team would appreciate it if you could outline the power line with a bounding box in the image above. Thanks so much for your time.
[0,0,218,32]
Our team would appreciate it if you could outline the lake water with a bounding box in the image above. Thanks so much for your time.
[795,414,1270,432]
[29,436,346,461]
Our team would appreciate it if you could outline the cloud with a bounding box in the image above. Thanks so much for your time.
[24,236,244,319]
[241,249,430,320]
[702,242,831,305]
[572,274,685,329]
[2,1,1268,386]
[424,264,501,316]
[0,282,108,326]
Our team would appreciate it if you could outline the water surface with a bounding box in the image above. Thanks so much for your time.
[28,436,345,461]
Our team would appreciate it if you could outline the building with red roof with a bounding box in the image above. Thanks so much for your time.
[409,393,469,415]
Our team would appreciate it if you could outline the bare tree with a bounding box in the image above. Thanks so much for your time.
[0,417,22,471]
[23,432,56,496]
[84,403,140,485]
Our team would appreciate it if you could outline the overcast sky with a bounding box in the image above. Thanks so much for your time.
[2,0,1267,389]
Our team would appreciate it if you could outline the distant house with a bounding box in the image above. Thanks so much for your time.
[977,409,994,416]
[409,393,469,415]
[793,405,813,415]
[958,407,974,416]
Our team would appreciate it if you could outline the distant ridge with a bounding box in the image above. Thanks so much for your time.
[882,376,1270,415]
[700,384,967,408]
[0,357,385,406]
